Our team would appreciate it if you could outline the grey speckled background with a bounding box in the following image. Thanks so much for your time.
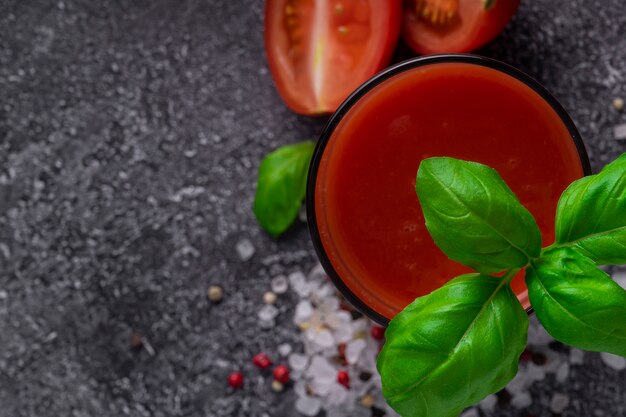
[0,0,625,416]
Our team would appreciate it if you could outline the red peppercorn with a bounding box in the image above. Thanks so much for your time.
[227,372,244,389]
[370,325,385,341]
[520,349,533,362]
[252,353,272,369]
[273,365,290,384]
[337,370,350,389]
[338,343,346,358]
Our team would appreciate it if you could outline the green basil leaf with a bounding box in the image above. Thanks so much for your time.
[377,273,528,417]
[526,247,626,357]
[416,157,541,274]
[253,141,315,237]
[555,154,626,265]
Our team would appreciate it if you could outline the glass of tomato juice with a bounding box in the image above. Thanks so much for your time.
[307,54,591,326]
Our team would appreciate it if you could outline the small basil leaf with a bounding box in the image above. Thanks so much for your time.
[526,247,626,357]
[555,154,626,265]
[416,157,541,274]
[253,141,315,236]
[377,273,528,417]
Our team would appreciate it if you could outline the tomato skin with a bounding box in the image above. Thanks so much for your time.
[265,0,402,116]
[403,0,520,54]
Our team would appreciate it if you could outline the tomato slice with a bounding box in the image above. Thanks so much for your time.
[265,0,402,115]
[403,0,520,54]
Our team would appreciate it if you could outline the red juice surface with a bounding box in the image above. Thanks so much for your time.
[314,62,585,320]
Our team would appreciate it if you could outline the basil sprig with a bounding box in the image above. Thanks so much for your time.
[253,141,314,236]
[416,158,541,273]
[554,154,626,264]
[379,155,626,417]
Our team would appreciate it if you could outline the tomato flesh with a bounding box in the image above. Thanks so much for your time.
[265,0,402,115]
[403,0,520,54]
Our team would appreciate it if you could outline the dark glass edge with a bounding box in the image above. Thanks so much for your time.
[306,54,592,327]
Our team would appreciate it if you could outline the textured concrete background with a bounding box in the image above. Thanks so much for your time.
[0,0,625,416]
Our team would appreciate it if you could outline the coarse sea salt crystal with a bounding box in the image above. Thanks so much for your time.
[278,343,292,357]
[235,238,255,261]
[327,383,350,406]
[289,271,310,298]
[307,355,336,384]
[333,323,353,344]
[556,362,570,383]
[570,348,585,365]
[526,363,546,382]
[294,300,313,325]
[511,392,533,409]
[295,396,322,416]
[460,408,479,417]
[479,394,497,413]
[600,352,626,370]
[550,393,570,413]
[289,353,309,371]
[506,369,529,394]
[346,339,367,365]
[614,123,626,140]
[613,270,626,290]
[271,275,289,294]
[313,329,335,348]
[258,304,279,322]
[527,319,554,346]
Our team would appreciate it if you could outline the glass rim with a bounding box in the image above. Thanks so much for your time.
[306,53,592,326]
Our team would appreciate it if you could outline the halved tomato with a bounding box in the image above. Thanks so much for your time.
[265,0,402,115]
[403,0,520,54]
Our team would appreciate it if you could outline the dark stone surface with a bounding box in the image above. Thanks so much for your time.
[0,0,624,416]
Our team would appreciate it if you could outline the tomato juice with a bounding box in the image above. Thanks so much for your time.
[308,55,590,324]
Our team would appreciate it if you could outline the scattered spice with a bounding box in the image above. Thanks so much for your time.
[130,331,143,350]
[370,325,385,340]
[208,285,223,302]
[271,380,284,393]
[263,291,277,305]
[273,364,290,383]
[337,370,350,388]
[228,372,244,389]
[360,393,376,408]
[253,353,273,369]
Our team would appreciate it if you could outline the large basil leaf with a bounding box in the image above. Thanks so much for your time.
[555,154,626,265]
[253,141,315,236]
[526,247,626,357]
[416,157,541,274]
[377,273,528,417]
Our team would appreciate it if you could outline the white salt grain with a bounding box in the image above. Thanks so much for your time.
[511,392,533,409]
[550,393,570,414]
[271,275,289,294]
[295,396,322,416]
[570,348,585,365]
[600,352,626,370]
[235,238,255,261]
[614,123,626,141]
[278,343,292,357]
[346,339,367,365]
[613,270,626,290]
[294,300,313,325]
[307,355,336,383]
[288,353,309,372]
[289,271,310,298]
[479,394,497,413]
[556,362,570,383]
[460,408,479,417]
[258,304,279,322]
[313,329,335,348]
